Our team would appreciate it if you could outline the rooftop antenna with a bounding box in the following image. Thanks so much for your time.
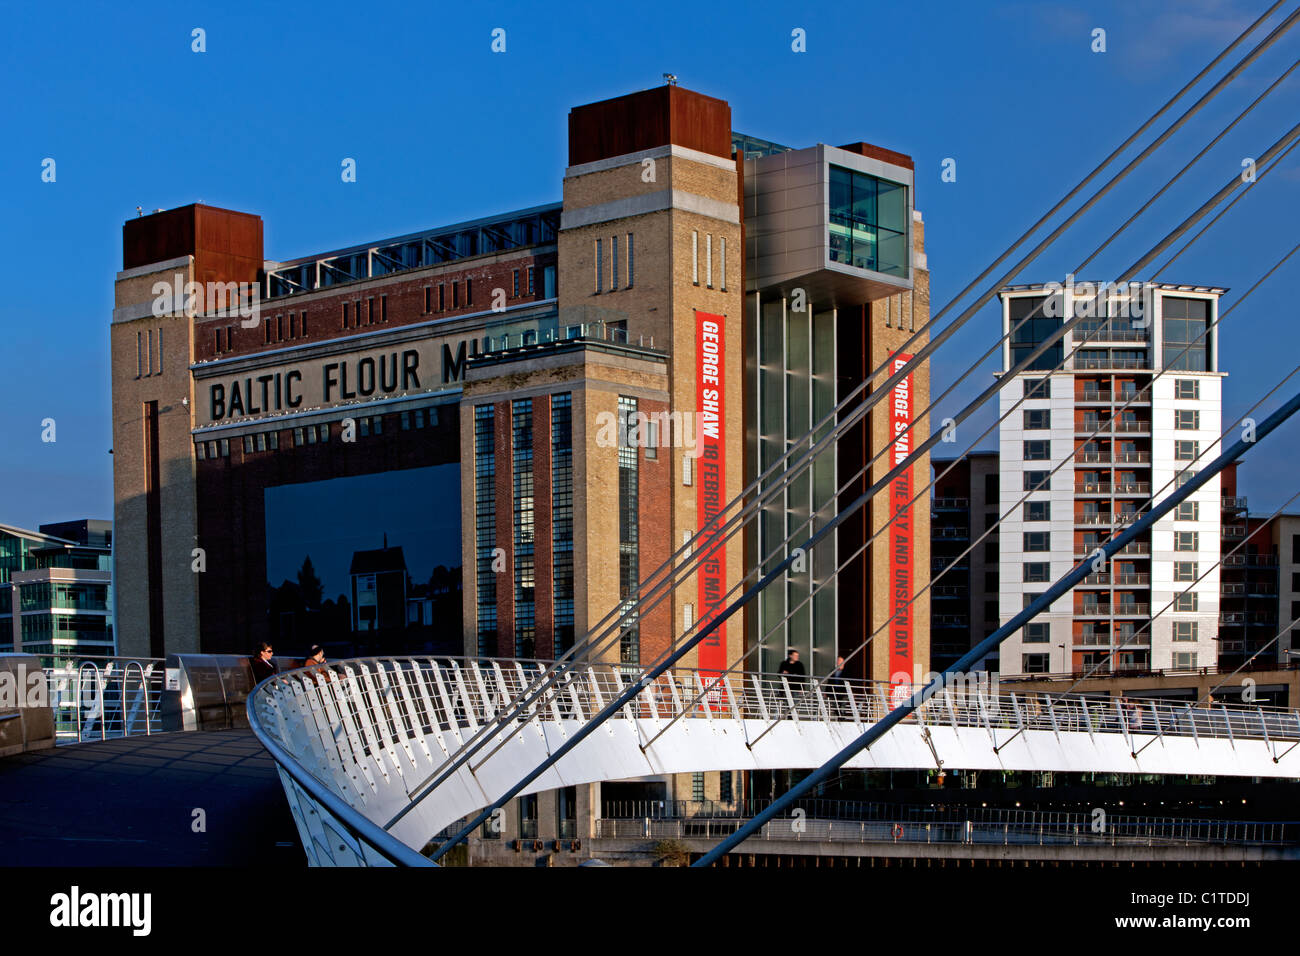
[662,73,678,86]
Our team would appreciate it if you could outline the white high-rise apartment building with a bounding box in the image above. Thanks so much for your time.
[996,281,1225,677]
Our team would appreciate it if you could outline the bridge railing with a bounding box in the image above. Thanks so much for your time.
[41,656,166,743]
[253,655,1300,793]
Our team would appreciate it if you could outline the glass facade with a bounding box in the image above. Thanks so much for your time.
[512,399,535,659]
[1162,296,1211,371]
[474,405,497,657]
[1009,296,1064,371]
[828,165,909,277]
[617,396,640,665]
[755,299,838,674]
[551,394,575,657]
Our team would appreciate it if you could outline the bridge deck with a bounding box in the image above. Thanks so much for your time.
[0,730,302,866]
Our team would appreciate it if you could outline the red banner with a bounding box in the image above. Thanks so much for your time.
[696,311,727,679]
[888,352,915,709]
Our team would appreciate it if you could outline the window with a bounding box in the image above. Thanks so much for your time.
[552,393,575,655]
[465,279,472,307]
[1174,561,1198,582]
[256,433,267,451]
[618,396,641,664]
[1175,409,1199,430]
[527,266,535,295]
[719,770,733,803]
[1023,592,1042,610]
[1022,653,1050,674]
[1293,534,1300,564]
[1175,378,1199,400]
[1024,531,1050,552]
[984,474,999,504]
[424,287,432,313]
[243,435,253,454]
[401,411,411,431]
[381,294,388,321]
[1023,376,1051,399]
[985,599,998,622]
[644,419,658,460]
[828,164,909,276]
[985,571,999,591]
[294,427,305,447]
[359,418,370,438]
[1175,440,1199,461]
[1172,652,1198,669]
[1172,620,1197,642]
[984,541,998,562]
[1024,501,1050,522]
[705,234,713,287]
[1024,622,1049,643]
[611,235,619,289]
[692,772,705,802]
[218,439,229,458]
[1024,562,1050,583]
[1024,470,1050,492]
[439,284,445,312]
[195,442,206,460]
[1162,297,1211,371]
[512,270,519,298]
[1174,531,1199,552]
[720,237,726,291]
[1023,440,1050,461]
[626,234,633,288]
[306,426,317,445]
[1174,591,1198,612]
[1176,500,1199,521]
[1024,409,1050,430]
[691,231,699,285]
[513,399,535,659]
[475,405,497,656]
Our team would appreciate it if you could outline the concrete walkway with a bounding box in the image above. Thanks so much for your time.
[0,730,303,866]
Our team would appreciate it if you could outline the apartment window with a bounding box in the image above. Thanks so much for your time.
[218,439,229,458]
[1023,440,1050,461]
[691,231,699,285]
[1024,531,1051,552]
[452,282,459,309]
[474,405,497,656]
[1024,471,1050,492]
[692,772,705,802]
[1024,501,1050,522]
[1024,562,1050,583]
[1174,592,1198,612]
[552,393,575,656]
[465,279,472,306]
[1172,621,1198,642]
[626,234,633,288]
[439,284,445,312]
[381,294,389,321]
[293,428,305,447]
[1174,440,1199,461]
[1174,531,1199,552]
[985,474,1000,504]
[705,234,713,288]
[1024,409,1051,430]
[1176,500,1199,521]
[595,239,603,293]
[644,419,658,460]
[512,270,519,298]
[527,266,535,295]
[1023,592,1042,610]
[618,396,641,664]
[611,235,619,289]
[1175,378,1200,400]
[1175,409,1199,430]
[195,442,206,460]
[1022,654,1050,674]
[1024,622,1049,643]
[985,541,998,562]
[1172,652,1198,669]
[1163,297,1211,371]
[1293,534,1300,564]
[1174,561,1198,582]
[342,302,350,328]
[720,237,726,291]
[243,436,253,454]
[1023,376,1050,399]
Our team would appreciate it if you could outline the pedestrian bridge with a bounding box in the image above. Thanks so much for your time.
[246,656,1300,866]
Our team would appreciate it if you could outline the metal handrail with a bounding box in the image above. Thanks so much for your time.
[245,678,433,867]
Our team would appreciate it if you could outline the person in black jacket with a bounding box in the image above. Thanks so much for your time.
[777,650,808,715]
[250,642,278,683]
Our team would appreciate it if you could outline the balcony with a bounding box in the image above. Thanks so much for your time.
[932,497,969,511]
[934,527,969,540]
[933,615,969,627]
[932,558,968,573]
[1074,324,1150,344]
[1075,542,1150,558]
[1076,604,1149,617]
[1222,582,1245,595]
[1075,354,1150,371]
[1222,525,1246,539]
[1077,451,1111,464]
[1075,420,1150,436]
[1115,451,1151,464]
[1075,512,1143,527]
[1222,496,1248,511]
[932,585,965,598]
[1082,572,1150,586]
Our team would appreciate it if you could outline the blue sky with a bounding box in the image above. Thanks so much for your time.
[3,0,1298,530]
